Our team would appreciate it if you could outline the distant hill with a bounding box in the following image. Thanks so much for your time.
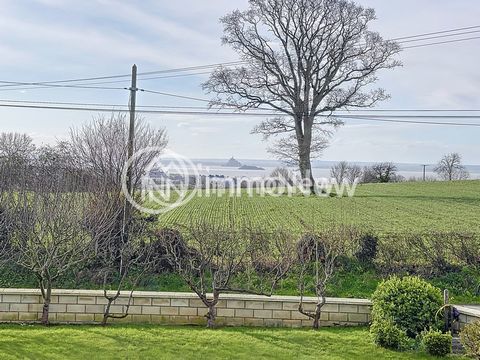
[223,157,242,167]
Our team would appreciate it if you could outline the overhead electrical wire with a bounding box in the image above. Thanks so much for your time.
[3,99,480,113]
[1,25,480,92]
[1,103,480,127]
[0,62,245,89]
[397,29,480,44]
[402,36,480,49]
[390,24,480,41]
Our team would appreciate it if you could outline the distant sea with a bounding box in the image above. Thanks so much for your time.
[186,159,480,180]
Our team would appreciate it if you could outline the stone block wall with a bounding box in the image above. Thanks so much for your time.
[455,305,480,329]
[0,289,372,327]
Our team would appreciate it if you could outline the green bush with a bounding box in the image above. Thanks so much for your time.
[355,233,378,264]
[421,329,451,357]
[461,321,480,358]
[370,318,411,350]
[371,276,443,338]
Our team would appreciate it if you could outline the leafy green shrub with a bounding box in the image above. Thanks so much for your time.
[371,276,443,338]
[421,329,451,357]
[370,318,411,350]
[461,321,480,358]
[355,233,378,264]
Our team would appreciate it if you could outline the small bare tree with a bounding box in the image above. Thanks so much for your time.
[362,162,397,183]
[331,162,362,184]
[297,225,359,329]
[97,216,156,326]
[346,164,362,184]
[158,222,294,328]
[204,0,401,192]
[2,162,116,325]
[434,153,470,181]
[330,161,349,184]
[270,167,294,186]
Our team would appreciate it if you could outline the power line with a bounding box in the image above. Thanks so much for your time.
[140,89,212,103]
[1,25,480,92]
[2,99,480,114]
[339,115,480,127]
[0,61,246,89]
[0,82,126,91]
[1,103,480,126]
[397,29,480,44]
[390,24,480,41]
[402,35,480,49]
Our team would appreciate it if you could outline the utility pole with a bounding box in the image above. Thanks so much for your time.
[421,164,428,181]
[125,64,137,226]
[126,64,137,194]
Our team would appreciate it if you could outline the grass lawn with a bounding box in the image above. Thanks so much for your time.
[0,324,452,360]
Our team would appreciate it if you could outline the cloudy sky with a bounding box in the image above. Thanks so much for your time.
[0,0,479,164]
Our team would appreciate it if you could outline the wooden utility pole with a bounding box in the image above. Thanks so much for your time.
[126,64,137,195]
[124,64,137,228]
[421,164,427,181]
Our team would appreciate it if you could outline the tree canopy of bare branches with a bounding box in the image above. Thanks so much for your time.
[0,132,34,162]
[204,0,401,192]
[69,114,168,190]
[434,153,470,181]
[158,222,295,328]
[330,161,362,184]
[361,162,398,183]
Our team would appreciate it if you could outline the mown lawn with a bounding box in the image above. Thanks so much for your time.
[0,325,452,359]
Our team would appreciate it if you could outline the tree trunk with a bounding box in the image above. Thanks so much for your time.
[312,304,322,330]
[41,286,51,326]
[298,142,315,195]
[206,305,217,328]
[102,299,114,326]
[312,313,321,330]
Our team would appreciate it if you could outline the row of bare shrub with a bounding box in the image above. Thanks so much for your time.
[374,232,480,275]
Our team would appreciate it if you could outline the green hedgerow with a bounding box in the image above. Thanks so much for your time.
[421,329,452,357]
[371,276,443,338]
[461,321,480,358]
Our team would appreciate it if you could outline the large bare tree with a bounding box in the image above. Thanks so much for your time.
[204,0,400,192]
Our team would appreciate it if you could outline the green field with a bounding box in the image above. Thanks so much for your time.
[0,325,450,359]
[158,180,480,234]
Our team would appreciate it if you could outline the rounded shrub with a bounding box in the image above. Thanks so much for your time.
[371,276,443,338]
[421,329,452,357]
[460,321,480,358]
[370,318,411,350]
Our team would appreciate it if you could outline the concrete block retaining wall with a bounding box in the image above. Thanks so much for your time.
[455,305,480,329]
[0,289,372,327]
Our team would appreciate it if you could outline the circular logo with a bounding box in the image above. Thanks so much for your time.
[121,148,199,214]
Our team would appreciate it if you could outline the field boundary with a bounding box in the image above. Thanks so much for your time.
[0,288,371,327]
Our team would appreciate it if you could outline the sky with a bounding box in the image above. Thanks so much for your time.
[0,0,479,165]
